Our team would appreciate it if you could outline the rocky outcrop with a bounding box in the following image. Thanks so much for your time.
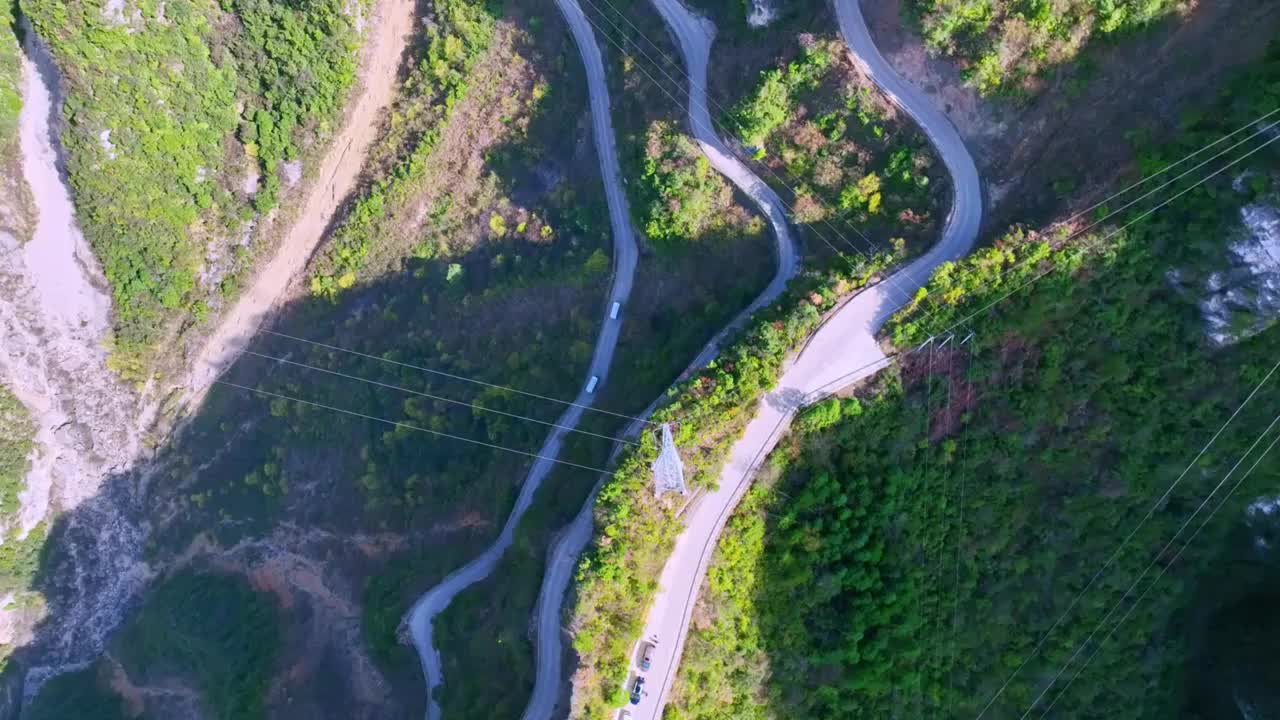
[1197,200,1280,347]
[0,28,153,702]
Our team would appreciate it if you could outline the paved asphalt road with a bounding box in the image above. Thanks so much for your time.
[405,0,640,713]
[517,0,802,717]
[621,1,983,718]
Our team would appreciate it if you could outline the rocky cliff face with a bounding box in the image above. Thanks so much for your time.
[0,28,152,704]
[1199,201,1280,347]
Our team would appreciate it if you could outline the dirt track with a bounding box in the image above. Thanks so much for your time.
[180,0,416,411]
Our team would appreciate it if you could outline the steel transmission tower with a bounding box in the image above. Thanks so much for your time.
[653,423,687,496]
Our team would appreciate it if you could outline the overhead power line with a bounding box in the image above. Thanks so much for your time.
[214,380,612,474]
[973,357,1280,719]
[220,22,1276,576]
[241,349,641,446]
[573,0,1280,337]
[260,329,658,426]
[1036,416,1280,719]
[247,23,1279,463]
[944,126,1280,357]
[1023,409,1280,719]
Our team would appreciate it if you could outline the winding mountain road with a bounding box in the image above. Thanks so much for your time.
[620,1,983,718]
[518,2,804,718]
[405,0,640,716]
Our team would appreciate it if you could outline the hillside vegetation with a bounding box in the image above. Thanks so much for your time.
[906,0,1181,95]
[728,37,944,254]
[1,3,32,242]
[669,46,1280,720]
[29,570,278,719]
[21,0,360,366]
[0,4,18,148]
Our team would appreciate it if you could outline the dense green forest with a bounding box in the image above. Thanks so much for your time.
[28,570,278,719]
[669,45,1280,720]
[26,667,128,720]
[905,0,1180,95]
[20,0,360,366]
[637,119,761,251]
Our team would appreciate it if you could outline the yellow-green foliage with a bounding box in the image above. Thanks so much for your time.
[730,43,831,150]
[569,248,899,719]
[0,386,32,522]
[907,0,1181,95]
[0,387,44,596]
[0,4,21,147]
[22,0,358,359]
[310,0,495,297]
[638,121,740,250]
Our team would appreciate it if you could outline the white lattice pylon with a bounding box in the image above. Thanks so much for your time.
[653,422,687,496]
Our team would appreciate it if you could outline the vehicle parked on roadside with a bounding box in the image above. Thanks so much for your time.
[639,641,654,671]
[630,676,645,705]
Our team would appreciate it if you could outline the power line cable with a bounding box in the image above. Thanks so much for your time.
[635,123,1278,712]
[214,380,613,474]
[1054,106,1279,225]
[948,333,974,710]
[568,0,942,314]
[1041,116,1280,248]
[252,59,1275,445]
[972,357,1280,719]
[1036,418,1280,719]
[1023,410,1280,719]
[918,338,935,718]
[574,0,1280,335]
[580,0,1280,350]
[935,128,1280,364]
[259,329,658,426]
[240,349,641,445]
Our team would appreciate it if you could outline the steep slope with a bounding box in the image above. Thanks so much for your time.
[670,41,1280,720]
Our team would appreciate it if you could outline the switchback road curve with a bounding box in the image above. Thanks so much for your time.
[623,1,982,718]
[405,0,640,715]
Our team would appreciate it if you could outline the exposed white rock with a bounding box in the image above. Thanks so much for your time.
[281,159,303,188]
[1247,495,1280,551]
[100,0,127,26]
[747,0,777,27]
[97,129,116,160]
[242,167,260,195]
[2,28,153,699]
[1196,202,1280,346]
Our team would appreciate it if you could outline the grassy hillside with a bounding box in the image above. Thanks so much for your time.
[0,3,18,147]
[0,2,32,242]
[905,0,1181,96]
[669,45,1280,720]
[20,0,360,368]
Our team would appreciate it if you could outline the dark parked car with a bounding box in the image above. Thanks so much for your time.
[630,676,645,705]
